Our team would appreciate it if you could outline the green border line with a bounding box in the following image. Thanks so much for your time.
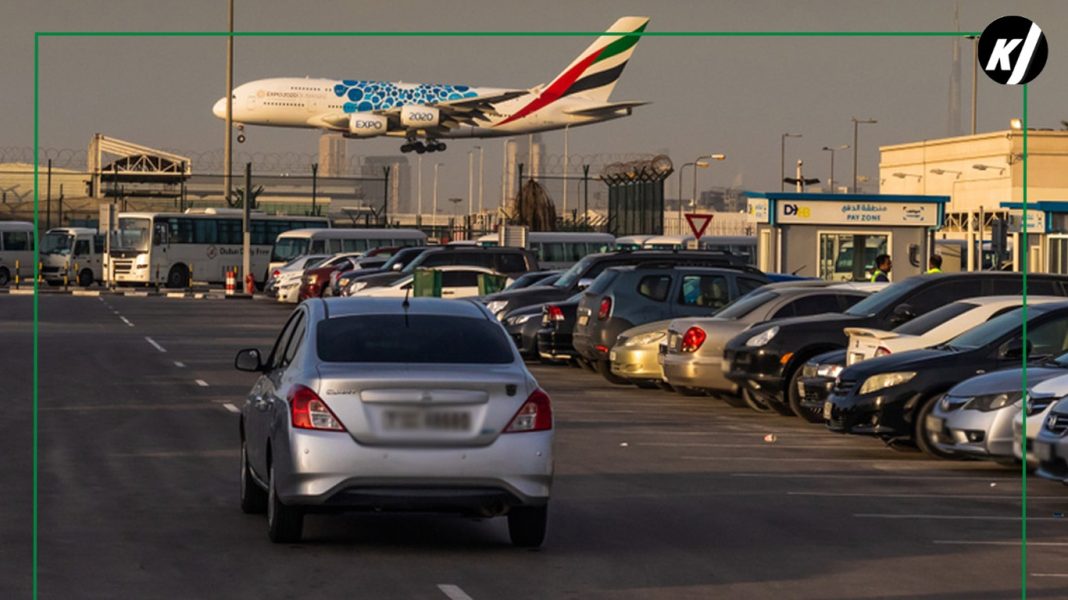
[27,26,1012,600]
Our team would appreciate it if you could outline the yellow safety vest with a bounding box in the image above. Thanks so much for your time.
[870,269,887,282]
[926,267,942,274]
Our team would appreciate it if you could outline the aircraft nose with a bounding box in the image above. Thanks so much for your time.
[212,97,227,119]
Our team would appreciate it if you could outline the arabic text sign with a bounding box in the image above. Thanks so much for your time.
[776,201,938,226]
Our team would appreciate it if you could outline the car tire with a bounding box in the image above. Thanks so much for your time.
[267,465,303,543]
[240,440,268,514]
[0,267,9,287]
[787,369,823,424]
[597,360,632,385]
[914,395,961,460]
[77,268,94,288]
[742,388,775,414]
[507,505,548,548]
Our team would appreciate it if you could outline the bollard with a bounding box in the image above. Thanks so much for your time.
[225,267,236,296]
[189,264,194,290]
[155,264,161,289]
[245,273,255,295]
[14,259,20,289]
[74,262,80,287]
[63,263,69,289]
[38,261,44,284]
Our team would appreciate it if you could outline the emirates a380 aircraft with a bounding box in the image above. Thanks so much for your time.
[212,17,649,153]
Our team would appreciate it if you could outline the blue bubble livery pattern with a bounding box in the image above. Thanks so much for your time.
[334,80,480,114]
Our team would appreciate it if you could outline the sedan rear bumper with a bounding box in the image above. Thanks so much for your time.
[661,354,734,392]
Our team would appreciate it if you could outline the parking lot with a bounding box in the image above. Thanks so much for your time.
[4,293,1068,599]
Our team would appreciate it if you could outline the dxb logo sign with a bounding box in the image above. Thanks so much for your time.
[979,16,1048,85]
[782,204,810,218]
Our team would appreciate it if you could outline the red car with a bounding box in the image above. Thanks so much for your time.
[297,254,361,300]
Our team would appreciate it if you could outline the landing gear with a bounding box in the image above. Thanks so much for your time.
[236,124,246,144]
[400,140,446,154]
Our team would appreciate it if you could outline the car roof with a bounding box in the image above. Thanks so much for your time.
[319,297,491,319]
[606,265,756,275]
[957,295,1067,307]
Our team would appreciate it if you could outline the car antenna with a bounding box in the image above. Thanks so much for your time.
[402,286,411,327]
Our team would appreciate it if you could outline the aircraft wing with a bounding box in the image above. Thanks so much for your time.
[564,101,649,118]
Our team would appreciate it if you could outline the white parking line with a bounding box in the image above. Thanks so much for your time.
[145,336,166,353]
[733,473,1019,481]
[934,540,1068,547]
[222,403,240,414]
[119,316,134,327]
[789,491,1066,501]
[636,442,871,450]
[438,584,474,600]
[1032,573,1068,578]
[855,513,1068,522]
[174,361,185,368]
[195,379,209,387]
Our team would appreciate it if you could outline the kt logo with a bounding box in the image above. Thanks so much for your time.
[978,16,1048,85]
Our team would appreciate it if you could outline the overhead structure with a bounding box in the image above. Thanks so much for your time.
[87,133,192,198]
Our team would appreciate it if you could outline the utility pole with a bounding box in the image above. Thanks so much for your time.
[224,0,234,205]
[781,133,801,192]
[851,117,877,193]
[242,162,251,288]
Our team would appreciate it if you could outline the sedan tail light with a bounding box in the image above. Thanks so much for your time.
[875,346,892,357]
[546,305,565,322]
[681,326,707,353]
[272,269,281,279]
[598,297,612,320]
[289,384,346,431]
[504,389,553,433]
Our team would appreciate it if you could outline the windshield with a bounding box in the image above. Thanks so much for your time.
[844,278,925,317]
[40,232,74,255]
[114,217,151,252]
[555,255,596,289]
[271,237,309,263]
[893,301,978,335]
[944,307,1028,350]
[382,247,424,271]
[716,290,778,319]
[317,315,514,364]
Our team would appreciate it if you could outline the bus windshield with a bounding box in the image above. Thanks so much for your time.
[115,217,151,252]
[41,231,74,255]
[271,237,310,263]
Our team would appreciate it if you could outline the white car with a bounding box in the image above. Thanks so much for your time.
[844,295,1066,365]
[1014,401,1057,466]
[352,265,512,299]
[266,254,329,298]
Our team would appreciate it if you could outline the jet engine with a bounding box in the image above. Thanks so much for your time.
[400,105,440,128]
[347,113,389,137]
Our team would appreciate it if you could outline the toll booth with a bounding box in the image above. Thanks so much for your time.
[1000,201,1068,274]
[746,192,948,281]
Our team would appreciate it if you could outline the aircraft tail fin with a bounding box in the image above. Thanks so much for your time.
[543,16,649,103]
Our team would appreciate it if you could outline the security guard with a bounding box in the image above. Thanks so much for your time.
[870,254,892,282]
[926,254,943,274]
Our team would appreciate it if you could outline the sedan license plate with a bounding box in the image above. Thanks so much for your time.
[1035,441,1054,462]
[578,314,589,327]
[383,409,471,432]
[850,352,865,365]
[925,415,944,434]
[609,351,617,361]
[822,401,833,420]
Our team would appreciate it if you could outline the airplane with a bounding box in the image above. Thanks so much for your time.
[212,16,649,153]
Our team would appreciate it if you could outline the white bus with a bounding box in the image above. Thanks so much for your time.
[269,228,427,272]
[111,209,329,288]
[41,227,105,286]
[0,221,35,287]
[475,231,615,268]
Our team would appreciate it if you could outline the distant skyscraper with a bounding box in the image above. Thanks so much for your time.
[947,2,963,137]
[318,133,347,176]
[362,155,411,214]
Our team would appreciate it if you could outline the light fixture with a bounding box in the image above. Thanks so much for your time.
[1010,118,1023,130]
[892,172,922,180]
[972,163,1006,175]
[929,168,962,178]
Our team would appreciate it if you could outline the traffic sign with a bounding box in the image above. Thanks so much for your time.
[685,213,714,240]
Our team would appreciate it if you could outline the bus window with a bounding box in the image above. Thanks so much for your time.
[193,219,218,244]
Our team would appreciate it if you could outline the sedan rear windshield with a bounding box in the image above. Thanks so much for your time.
[716,290,778,319]
[844,277,926,317]
[317,315,515,364]
[892,301,978,335]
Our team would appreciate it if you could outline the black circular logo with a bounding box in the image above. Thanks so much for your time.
[978,16,1048,85]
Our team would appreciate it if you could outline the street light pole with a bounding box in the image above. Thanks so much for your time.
[467,150,474,217]
[417,154,423,225]
[433,162,443,231]
[476,145,484,216]
[781,133,801,192]
[563,124,570,218]
[676,162,694,233]
[223,0,234,204]
[821,144,849,193]
[851,118,877,193]
[968,35,978,135]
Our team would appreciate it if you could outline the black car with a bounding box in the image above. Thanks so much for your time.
[506,269,563,291]
[825,302,1068,454]
[355,246,539,290]
[537,297,583,364]
[798,350,847,423]
[481,250,758,319]
[724,273,1068,416]
[502,303,549,358]
[573,265,769,382]
[335,246,432,295]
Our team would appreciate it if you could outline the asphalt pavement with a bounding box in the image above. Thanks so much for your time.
[4,293,1068,599]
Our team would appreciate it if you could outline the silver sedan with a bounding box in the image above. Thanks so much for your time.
[235,297,554,545]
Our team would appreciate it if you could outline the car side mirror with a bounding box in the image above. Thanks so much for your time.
[1000,338,1033,360]
[577,278,594,291]
[235,348,264,372]
[889,303,915,325]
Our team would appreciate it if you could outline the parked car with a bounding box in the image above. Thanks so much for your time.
[1034,394,1068,483]
[796,296,1067,423]
[353,246,538,291]
[926,358,1067,460]
[297,253,363,300]
[265,254,329,298]
[724,273,1068,417]
[536,297,584,364]
[662,283,877,410]
[609,319,676,389]
[503,302,552,358]
[573,265,769,383]
[335,246,432,296]
[234,297,553,545]
[482,250,759,320]
[1016,376,1065,466]
[506,270,563,292]
[825,301,1068,455]
[351,266,512,299]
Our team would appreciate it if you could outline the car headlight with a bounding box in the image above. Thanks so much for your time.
[624,331,666,347]
[306,275,318,284]
[507,313,536,326]
[965,391,1024,412]
[338,278,350,287]
[351,281,368,292]
[816,364,844,379]
[802,363,818,378]
[859,371,917,395]
[487,300,508,317]
[745,326,779,347]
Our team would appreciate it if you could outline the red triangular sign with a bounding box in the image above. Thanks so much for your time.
[685,213,713,240]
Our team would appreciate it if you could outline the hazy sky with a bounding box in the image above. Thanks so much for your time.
[4,0,1066,204]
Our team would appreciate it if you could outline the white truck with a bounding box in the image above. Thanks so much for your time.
[40,227,105,286]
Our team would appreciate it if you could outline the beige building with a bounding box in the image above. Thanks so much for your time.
[880,129,1068,272]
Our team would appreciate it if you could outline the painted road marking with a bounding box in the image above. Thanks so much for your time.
[222,403,240,414]
[145,336,166,353]
[438,585,474,600]
[119,316,134,327]
[855,513,1068,522]
[788,491,1066,501]
[174,361,185,368]
[732,473,1017,481]
[934,540,1068,547]
[195,379,209,387]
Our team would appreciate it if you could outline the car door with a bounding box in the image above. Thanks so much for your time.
[248,310,303,476]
